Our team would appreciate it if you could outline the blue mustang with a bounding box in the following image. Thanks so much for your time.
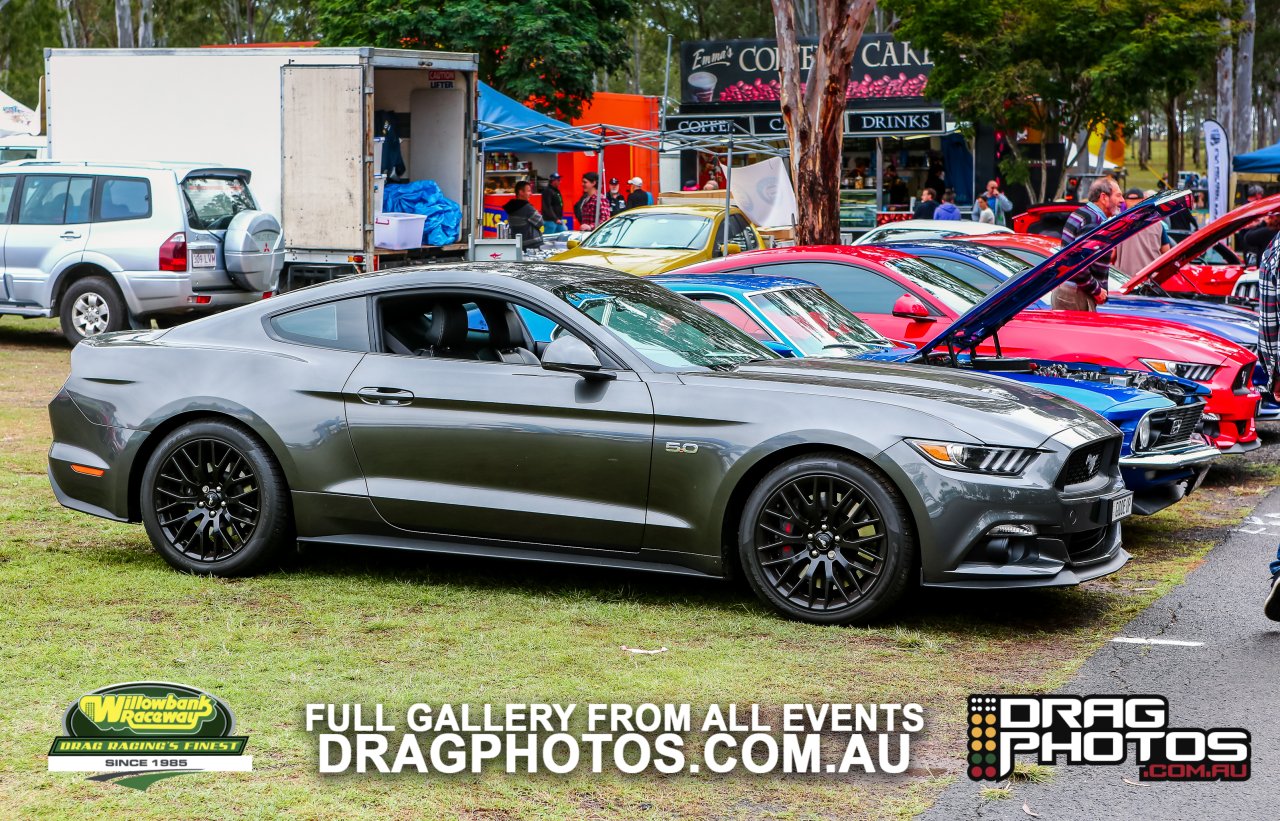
[883,239,1277,422]
[651,272,1219,516]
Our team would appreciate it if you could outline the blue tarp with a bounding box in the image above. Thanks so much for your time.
[384,180,462,246]
[477,81,595,153]
[1234,142,1280,174]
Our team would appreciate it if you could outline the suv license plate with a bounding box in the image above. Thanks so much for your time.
[1109,492,1134,522]
[191,251,217,268]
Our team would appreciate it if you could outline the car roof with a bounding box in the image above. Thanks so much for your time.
[680,245,913,274]
[616,204,744,219]
[0,160,251,179]
[868,219,1011,234]
[649,273,818,293]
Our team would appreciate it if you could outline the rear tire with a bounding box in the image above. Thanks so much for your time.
[738,453,914,625]
[60,276,127,344]
[140,420,291,576]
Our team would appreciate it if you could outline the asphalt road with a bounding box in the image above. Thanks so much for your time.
[919,486,1280,820]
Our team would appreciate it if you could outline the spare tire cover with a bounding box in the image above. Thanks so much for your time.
[223,210,284,292]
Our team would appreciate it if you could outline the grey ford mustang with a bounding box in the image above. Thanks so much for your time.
[48,263,1132,624]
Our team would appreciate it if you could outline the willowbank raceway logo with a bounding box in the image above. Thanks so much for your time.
[48,681,252,790]
[966,695,1250,783]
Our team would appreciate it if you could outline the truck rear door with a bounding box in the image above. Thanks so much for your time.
[281,65,369,254]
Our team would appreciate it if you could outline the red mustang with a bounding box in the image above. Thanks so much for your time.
[679,244,1261,452]
[1121,193,1280,303]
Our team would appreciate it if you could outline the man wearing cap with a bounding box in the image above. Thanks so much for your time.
[626,177,652,210]
[606,177,628,216]
[1112,188,1172,276]
[539,173,565,233]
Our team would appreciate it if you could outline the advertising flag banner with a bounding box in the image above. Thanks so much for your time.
[0,90,38,136]
[1203,119,1230,223]
[726,156,797,229]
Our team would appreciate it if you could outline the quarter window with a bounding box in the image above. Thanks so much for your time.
[270,298,369,351]
[725,214,760,251]
[97,177,152,221]
[0,176,15,224]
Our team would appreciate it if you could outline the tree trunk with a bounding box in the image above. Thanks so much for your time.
[1234,0,1255,155]
[1216,21,1234,153]
[1165,96,1181,185]
[115,0,135,49]
[772,0,876,246]
[138,0,154,48]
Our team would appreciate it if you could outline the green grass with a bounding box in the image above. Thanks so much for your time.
[0,314,1275,819]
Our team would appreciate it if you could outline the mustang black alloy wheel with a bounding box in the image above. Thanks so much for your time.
[739,453,914,624]
[141,420,291,576]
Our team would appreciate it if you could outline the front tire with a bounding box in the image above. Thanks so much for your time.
[738,453,914,624]
[60,276,128,344]
[140,420,291,576]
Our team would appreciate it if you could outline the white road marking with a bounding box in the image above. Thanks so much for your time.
[1111,637,1203,647]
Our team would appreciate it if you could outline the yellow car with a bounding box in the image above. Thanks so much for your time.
[551,204,765,275]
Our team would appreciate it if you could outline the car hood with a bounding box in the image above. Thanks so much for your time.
[1006,310,1254,368]
[1103,298,1258,347]
[550,246,702,275]
[1005,373,1171,417]
[689,357,1114,448]
[1124,192,1280,292]
[919,190,1194,357]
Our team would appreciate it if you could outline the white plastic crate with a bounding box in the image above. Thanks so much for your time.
[374,213,426,250]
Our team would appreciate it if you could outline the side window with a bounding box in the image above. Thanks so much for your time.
[762,263,908,314]
[65,177,94,224]
[97,177,152,221]
[17,175,70,225]
[378,292,546,365]
[686,295,773,341]
[920,257,999,293]
[270,298,370,351]
[0,176,15,224]
[727,215,760,251]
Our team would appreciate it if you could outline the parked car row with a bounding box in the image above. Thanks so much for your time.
[48,190,1274,627]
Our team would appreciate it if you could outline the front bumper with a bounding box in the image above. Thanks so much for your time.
[112,271,267,318]
[1119,440,1220,515]
[875,427,1131,590]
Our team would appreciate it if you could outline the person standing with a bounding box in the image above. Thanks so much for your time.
[912,188,939,219]
[1052,177,1125,311]
[973,196,995,224]
[606,177,628,215]
[1259,232,1280,619]
[1112,187,1172,275]
[539,172,565,233]
[501,180,544,251]
[626,177,652,209]
[578,172,611,231]
[933,190,961,220]
[978,180,1013,226]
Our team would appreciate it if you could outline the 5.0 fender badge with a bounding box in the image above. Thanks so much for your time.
[665,442,700,454]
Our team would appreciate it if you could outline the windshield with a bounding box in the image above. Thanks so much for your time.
[885,257,985,313]
[182,175,256,231]
[749,287,889,357]
[550,277,775,370]
[868,227,962,243]
[582,213,713,250]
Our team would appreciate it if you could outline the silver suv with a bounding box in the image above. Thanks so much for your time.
[0,161,283,343]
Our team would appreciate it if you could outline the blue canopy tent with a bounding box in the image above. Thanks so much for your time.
[476,81,594,153]
[1234,142,1280,174]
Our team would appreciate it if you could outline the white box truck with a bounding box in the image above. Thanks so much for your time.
[45,47,479,288]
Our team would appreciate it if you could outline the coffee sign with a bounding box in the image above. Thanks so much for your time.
[681,35,933,106]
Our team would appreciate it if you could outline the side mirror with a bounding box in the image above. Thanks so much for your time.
[566,238,581,249]
[891,294,936,322]
[761,340,795,357]
[541,334,615,380]
[724,242,743,255]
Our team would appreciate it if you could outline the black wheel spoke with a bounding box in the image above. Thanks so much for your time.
[151,437,260,563]
[753,472,888,615]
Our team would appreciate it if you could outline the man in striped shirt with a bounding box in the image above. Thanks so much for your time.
[1052,177,1126,311]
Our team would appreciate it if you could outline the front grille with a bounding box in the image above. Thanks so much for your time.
[1231,281,1259,303]
[1175,363,1218,383]
[1154,403,1204,445]
[1056,439,1114,487]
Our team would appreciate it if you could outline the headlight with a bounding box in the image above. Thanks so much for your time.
[1139,359,1218,383]
[1134,413,1152,451]
[908,440,1040,476]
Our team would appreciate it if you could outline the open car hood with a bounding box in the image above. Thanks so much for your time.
[917,190,1193,358]
[1122,192,1280,293]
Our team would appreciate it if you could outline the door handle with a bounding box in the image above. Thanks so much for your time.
[60,231,82,240]
[356,386,414,406]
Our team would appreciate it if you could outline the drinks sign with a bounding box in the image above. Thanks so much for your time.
[681,35,932,106]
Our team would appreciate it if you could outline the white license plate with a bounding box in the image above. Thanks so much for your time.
[1109,492,1134,522]
[191,251,217,268]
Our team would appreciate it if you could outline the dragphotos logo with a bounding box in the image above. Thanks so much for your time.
[966,695,1250,782]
